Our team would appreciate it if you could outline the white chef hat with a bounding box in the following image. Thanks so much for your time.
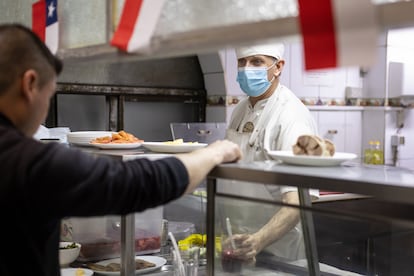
[235,42,285,60]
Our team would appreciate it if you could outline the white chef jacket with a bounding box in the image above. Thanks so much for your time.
[219,84,318,261]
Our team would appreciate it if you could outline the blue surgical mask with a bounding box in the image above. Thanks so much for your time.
[237,62,276,97]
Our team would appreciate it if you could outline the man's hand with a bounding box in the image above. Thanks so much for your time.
[204,140,243,164]
[176,140,242,193]
[231,233,260,261]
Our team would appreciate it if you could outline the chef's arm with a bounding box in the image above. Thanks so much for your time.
[252,191,300,253]
[175,140,242,194]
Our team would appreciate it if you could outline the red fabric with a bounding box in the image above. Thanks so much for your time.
[111,0,144,51]
[298,0,337,70]
[32,0,46,41]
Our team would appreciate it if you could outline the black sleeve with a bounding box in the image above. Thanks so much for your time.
[16,140,189,219]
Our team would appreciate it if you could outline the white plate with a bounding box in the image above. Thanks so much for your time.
[142,142,208,153]
[67,131,115,146]
[268,151,357,167]
[61,268,94,276]
[92,256,166,275]
[89,142,143,149]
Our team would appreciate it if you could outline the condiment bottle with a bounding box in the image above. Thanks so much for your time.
[372,141,384,165]
[364,140,374,164]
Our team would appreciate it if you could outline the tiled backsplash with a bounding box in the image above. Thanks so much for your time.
[207,95,407,107]
[301,97,387,107]
[207,95,243,106]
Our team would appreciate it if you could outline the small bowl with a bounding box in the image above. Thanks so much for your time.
[59,242,81,267]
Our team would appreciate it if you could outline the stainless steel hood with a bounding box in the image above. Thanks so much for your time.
[58,56,204,89]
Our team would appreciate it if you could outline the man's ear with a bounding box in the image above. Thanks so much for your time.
[276,59,285,70]
[21,69,39,103]
[275,59,285,77]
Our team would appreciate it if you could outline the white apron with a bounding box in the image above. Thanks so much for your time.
[218,85,306,261]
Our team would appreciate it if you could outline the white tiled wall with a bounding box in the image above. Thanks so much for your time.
[288,42,362,99]
[198,39,414,168]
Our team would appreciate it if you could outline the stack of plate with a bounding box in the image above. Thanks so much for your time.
[67,131,114,146]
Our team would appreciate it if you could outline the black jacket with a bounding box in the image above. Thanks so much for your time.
[0,113,188,276]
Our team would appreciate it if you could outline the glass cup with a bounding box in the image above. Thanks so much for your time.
[220,234,243,273]
[184,246,200,276]
[174,244,200,276]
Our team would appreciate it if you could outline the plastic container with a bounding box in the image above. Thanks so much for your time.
[372,141,384,165]
[169,221,196,241]
[68,207,162,261]
[364,140,374,164]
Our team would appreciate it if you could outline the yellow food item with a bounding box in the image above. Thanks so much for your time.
[75,268,85,276]
[178,234,206,250]
[163,138,198,145]
[163,138,184,144]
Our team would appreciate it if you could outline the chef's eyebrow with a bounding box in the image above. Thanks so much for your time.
[238,55,268,66]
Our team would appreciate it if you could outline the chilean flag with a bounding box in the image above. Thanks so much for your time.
[298,0,378,70]
[111,0,165,53]
[32,0,58,54]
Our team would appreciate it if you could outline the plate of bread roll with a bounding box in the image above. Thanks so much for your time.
[268,134,357,166]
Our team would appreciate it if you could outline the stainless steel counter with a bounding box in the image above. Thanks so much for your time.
[206,160,414,276]
[77,146,414,275]
[208,161,414,205]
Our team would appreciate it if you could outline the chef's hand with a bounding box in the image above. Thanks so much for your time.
[231,233,261,263]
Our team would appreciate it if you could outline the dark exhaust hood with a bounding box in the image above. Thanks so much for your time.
[58,55,204,90]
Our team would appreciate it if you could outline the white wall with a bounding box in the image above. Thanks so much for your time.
[199,38,414,168]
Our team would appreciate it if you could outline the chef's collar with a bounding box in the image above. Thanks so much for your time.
[248,97,270,110]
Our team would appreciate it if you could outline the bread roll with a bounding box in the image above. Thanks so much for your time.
[292,135,335,156]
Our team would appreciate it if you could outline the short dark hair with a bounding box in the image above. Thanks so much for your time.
[0,24,63,94]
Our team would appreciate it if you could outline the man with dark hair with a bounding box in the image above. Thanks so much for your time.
[0,24,62,93]
[0,24,242,276]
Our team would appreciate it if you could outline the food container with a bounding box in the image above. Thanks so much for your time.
[68,206,162,262]
[169,221,196,241]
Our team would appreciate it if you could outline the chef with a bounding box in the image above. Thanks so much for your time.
[219,41,319,263]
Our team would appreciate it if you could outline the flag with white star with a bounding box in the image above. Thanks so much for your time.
[32,0,59,54]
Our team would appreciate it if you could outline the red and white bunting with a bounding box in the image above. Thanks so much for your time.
[298,0,378,70]
[111,0,165,53]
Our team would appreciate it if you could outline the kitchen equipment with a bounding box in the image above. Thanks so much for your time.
[170,122,226,144]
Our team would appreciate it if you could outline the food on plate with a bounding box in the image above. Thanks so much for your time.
[90,130,143,144]
[292,135,335,156]
[87,258,156,272]
[163,138,198,145]
[60,242,79,250]
[75,268,86,276]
